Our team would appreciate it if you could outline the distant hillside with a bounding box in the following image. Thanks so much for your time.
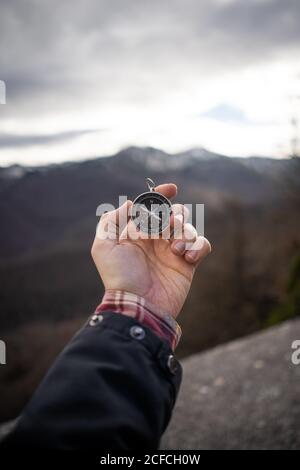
[0,147,299,261]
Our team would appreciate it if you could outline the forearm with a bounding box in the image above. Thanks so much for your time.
[1,301,182,450]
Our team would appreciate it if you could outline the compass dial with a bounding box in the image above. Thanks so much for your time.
[131,191,172,235]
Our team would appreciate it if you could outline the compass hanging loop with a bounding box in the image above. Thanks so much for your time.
[131,177,172,234]
[145,177,156,192]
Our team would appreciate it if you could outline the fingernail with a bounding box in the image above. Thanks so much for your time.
[174,241,186,254]
[185,250,198,261]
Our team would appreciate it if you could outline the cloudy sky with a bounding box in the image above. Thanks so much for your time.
[0,0,300,165]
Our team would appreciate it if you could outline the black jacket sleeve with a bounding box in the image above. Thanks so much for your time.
[1,311,182,450]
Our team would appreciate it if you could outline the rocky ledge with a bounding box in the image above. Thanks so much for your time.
[162,319,300,450]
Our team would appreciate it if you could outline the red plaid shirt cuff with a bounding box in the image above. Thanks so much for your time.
[95,290,181,351]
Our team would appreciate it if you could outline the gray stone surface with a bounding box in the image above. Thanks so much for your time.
[161,319,300,450]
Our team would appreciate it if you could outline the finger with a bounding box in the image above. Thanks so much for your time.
[170,204,190,238]
[155,183,177,200]
[172,203,190,220]
[119,219,151,241]
[184,236,212,265]
[171,221,198,255]
[96,200,132,242]
[111,199,132,233]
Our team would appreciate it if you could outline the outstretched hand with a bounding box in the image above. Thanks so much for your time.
[91,183,211,319]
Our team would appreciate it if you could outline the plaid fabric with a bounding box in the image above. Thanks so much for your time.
[95,290,181,351]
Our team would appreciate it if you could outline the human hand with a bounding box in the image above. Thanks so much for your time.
[91,183,211,319]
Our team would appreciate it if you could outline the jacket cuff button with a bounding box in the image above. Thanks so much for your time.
[130,325,145,340]
[167,354,179,374]
[89,314,103,326]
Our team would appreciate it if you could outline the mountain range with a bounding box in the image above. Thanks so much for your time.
[0,146,299,261]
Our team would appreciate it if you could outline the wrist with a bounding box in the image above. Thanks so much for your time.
[95,289,181,351]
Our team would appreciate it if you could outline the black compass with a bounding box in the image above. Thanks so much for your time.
[131,178,172,235]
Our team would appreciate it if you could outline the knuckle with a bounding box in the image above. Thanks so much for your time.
[100,211,110,222]
[172,204,189,221]
[190,236,212,254]
[203,237,212,253]
[184,223,197,240]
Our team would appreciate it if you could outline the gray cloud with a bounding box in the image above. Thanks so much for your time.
[0,129,101,148]
[0,0,300,118]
